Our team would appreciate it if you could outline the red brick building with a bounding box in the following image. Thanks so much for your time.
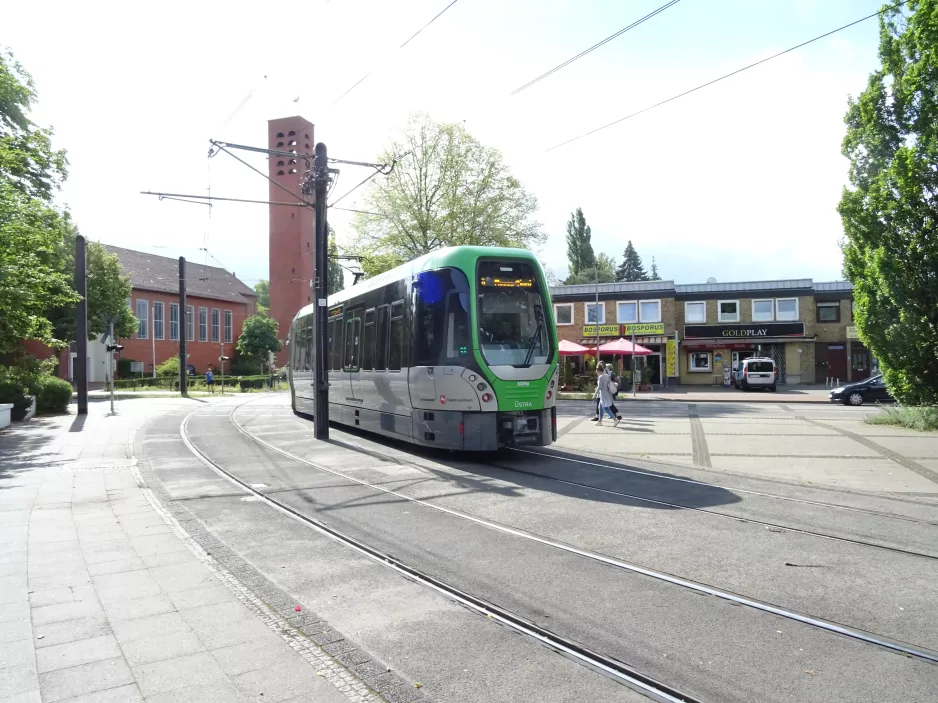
[267,116,314,365]
[105,246,257,378]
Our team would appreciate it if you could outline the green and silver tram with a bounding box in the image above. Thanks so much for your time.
[288,246,559,450]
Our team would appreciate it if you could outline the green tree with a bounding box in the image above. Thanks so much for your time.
[236,314,282,374]
[616,240,647,282]
[564,252,617,285]
[254,279,269,316]
[564,207,595,282]
[350,113,543,277]
[47,239,136,342]
[328,233,345,295]
[649,257,661,281]
[838,0,938,405]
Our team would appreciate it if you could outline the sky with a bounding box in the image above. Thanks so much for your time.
[5,0,888,288]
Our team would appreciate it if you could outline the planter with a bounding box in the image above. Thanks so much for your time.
[0,403,12,430]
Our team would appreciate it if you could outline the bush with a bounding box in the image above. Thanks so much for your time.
[229,353,258,375]
[0,380,32,421]
[34,376,73,414]
[116,358,138,379]
[239,378,266,391]
[866,406,938,432]
[156,357,180,377]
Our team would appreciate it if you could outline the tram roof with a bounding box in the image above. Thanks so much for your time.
[294,246,540,320]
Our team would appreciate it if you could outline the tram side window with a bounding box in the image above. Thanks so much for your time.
[344,317,360,370]
[375,305,389,371]
[331,318,343,370]
[304,325,313,371]
[362,309,375,371]
[326,320,334,370]
[389,302,404,371]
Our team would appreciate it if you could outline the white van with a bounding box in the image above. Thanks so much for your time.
[736,357,777,392]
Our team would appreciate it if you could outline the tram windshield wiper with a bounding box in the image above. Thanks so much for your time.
[522,304,544,367]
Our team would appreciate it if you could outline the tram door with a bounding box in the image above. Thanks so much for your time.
[343,312,362,402]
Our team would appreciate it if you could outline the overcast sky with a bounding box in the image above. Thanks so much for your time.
[7,0,884,287]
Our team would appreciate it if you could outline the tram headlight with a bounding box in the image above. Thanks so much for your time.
[481,393,492,403]
[476,382,486,391]
[469,374,476,382]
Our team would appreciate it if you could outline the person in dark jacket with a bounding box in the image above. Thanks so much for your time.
[591,364,622,421]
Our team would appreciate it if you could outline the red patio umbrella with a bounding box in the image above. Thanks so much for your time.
[597,338,652,355]
[559,339,593,356]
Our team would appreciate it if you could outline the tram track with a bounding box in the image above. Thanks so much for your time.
[215,401,938,666]
[179,411,699,703]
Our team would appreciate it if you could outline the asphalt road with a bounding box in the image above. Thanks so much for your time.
[141,396,938,703]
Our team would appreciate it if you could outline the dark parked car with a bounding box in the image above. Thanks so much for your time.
[829,374,894,406]
[187,364,197,377]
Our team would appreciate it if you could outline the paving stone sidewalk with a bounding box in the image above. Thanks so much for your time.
[0,400,365,703]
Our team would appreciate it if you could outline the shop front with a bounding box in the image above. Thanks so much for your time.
[582,322,668,385]
[680,323,812,385]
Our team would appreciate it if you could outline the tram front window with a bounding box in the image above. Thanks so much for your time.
[477,261,551,367]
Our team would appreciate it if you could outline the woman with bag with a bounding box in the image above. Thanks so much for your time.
[594,364,620,427]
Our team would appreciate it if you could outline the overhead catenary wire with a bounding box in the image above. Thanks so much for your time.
[210,142,310,205]
[332,0,461,105]
[546,2,906,152]
[511,0,683,96]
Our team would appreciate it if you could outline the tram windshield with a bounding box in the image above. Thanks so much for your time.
[477,260,552,367]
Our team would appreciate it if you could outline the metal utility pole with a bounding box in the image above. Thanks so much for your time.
[75,235,88,415]
[632,331,637,398]
[312,143,330,440]
[179,257,188,396]
[594,270,600,365]
[108,322,115,414]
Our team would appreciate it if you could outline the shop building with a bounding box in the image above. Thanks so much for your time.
[549,277,862,387]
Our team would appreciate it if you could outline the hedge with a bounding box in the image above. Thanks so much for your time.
[0,381,32,421]
[34,376,73,414]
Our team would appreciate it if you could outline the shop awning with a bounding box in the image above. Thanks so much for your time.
[559,339,593,356]
[597,338,652,355]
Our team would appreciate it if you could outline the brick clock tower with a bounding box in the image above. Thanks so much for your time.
[268,116,314,366]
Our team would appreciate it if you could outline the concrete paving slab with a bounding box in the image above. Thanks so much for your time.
[166,584,236,611]
[868,435,938,459]
[143,679,246,703]
[0,619,34,645]
[0,662,38,699]
[31,599,104,627]
[102,594,176,622]
[209,638,291,677]
[234,661,351,703]
[32,617,112,649]
[0,599,31,625]
[120,631,205,667]
[35,634,123,673]
[138,550,199,569]
[29,585,96,609]
[147,562,218,593]
[109,612,189,645]
[38,657,134,702]
[132,651,227,697]
[4,687,41,703]
[0,638,35,669]
[86,557,147,577]
[57,683,143,702]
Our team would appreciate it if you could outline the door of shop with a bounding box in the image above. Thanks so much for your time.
[822,344,848,384]
[761,343,787,383]
[851,344,872,381]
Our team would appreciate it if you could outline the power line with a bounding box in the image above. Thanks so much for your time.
[210,141,310,205]
[511,0,683,96]
[547,2,904,152]
[329,150,410,206]
[332,0,461,105]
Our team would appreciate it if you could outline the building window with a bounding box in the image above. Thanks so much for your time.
[685,301,706,324]
[616,301,637,323]
[199,307,208,342]
[817,302,840,323]
[585,303,605,324]
[639,299,661,323]
[153,302,164,340]
[776,298,799,321]
[554,304,573,325]
[752,299,774,322]
[169,304,180,341]
[224,310,233,343]
[689,351,711,372]
[718,300,739,323]
[136,299,148,339]
[211,308,220,342]
[186,305,194,341]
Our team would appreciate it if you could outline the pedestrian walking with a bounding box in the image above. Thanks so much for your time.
[592,363,622,421]
[205,368,215,393]
[594,364,619,426]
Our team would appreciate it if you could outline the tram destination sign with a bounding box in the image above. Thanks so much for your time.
[683,323,805,339]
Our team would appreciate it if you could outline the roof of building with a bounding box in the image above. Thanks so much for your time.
[550,278,853,298]
[104,245,257,304]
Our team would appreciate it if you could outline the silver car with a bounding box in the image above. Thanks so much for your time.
[737,357,777,392]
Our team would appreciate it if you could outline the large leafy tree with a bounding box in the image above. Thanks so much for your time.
[0,50,78,354]
[564,207,595,282]
[328,232,345,295]
[838,0,938,405]
[350,113,543,277]
[254,279,269,315]
[564,252,616,285]
[236,314,282,373]
[616,240,647,282]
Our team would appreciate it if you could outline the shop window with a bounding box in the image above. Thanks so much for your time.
[776,298,798,321]
[718,300,739,323]
[554,304,573,325]
[585,303,604,324]
[817,302,840,323]
[685,301,705,324]
[616,301,637,323]
[639,299,661,322]
[752,299,774,322]
[689,351,711,372]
